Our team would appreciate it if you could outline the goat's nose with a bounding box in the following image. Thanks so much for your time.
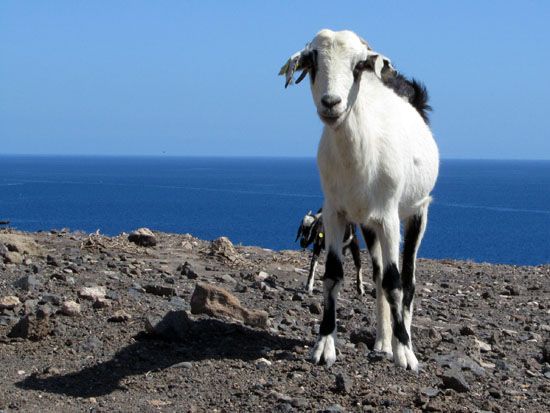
[321,94,341,108]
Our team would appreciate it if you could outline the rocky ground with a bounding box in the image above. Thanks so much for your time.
[0,229,549,413]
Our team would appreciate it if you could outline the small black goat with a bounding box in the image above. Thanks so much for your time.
[296,210,364,295]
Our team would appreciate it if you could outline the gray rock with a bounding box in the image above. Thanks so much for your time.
[14,275,42,291]
[145,310,192,341]
[421,387,440,397]
[320,404,344,413]
[433,353,485,377]
[80,335,103,352]
[78,286,106,301]
[439,369,470,393]
[40,294,62,306]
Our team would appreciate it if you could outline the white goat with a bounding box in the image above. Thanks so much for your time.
[280,29,439,371]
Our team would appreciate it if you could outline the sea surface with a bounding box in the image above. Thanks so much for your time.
[0,156,548,266]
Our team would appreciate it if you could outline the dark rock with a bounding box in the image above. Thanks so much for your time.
[46,255,59,266]
[40,294,62,306]
[180,262,199,279]
[488,388,502,399]
[144,284,177,297]
[542,340,550,363]
[320,404,344,413]
[350,328,376,350]
[334,373,352,394]
[439,369,470,393]
[273,403,293,413]
[128,228,157,247]
[367,350,387,362]
[309,302,322,315]
[460,325,476,336]
[291,292,304,302]
[8,309,51,341]
[14,275,42,291]
[144,310,192,341]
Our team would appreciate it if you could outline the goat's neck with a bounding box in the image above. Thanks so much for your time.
[328,92,376,169]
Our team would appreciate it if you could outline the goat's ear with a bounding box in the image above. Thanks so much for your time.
[364,52,395,80]
[279,46,312,88]
[295,224,303,242]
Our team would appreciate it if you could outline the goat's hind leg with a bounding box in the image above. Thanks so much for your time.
[402,209,428,361]
[311,208,346,367]
[362,225,392,356]
[349,233,364,296]
[305,244,321,294]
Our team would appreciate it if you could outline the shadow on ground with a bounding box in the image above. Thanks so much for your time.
[16,316,304,398]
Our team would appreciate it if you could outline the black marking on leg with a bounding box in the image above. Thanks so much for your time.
[319,250,343,336]
[402,215,422,309]
[382,263,409,345]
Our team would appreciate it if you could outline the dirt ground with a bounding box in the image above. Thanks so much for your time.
[0,229,549,412]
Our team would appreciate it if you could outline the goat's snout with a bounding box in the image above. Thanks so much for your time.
[321,94,342,109]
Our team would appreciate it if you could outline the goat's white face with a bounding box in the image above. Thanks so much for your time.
[309,30,368,127]
[280,29,394,129]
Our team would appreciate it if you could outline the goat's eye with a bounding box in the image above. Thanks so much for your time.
[353,62,364,81]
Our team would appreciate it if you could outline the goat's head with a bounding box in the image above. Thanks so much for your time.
[280,29,394,128]
[296,210,322,249]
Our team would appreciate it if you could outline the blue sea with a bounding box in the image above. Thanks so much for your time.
[0,156,548,266]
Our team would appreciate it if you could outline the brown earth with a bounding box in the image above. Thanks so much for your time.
[0,229,549,412]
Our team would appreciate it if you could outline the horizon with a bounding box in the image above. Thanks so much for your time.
[1,2,550,160]
[1,153,550,162]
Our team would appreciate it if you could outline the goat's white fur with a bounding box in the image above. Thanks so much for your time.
[283,29,439,370]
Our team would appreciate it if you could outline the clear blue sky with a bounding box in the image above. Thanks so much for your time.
[1,1,549,159]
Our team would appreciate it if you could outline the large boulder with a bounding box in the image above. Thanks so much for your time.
[190,282,268,329]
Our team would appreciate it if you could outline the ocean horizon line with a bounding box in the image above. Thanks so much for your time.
[1,153,550,162]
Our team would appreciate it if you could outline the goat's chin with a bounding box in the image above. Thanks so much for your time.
[318,109,349,129]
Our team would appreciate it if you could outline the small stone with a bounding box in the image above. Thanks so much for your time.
[475,338,492,353]
[421,387,440,397]
[460,325,475,336]
[334,373,352,394]
[93,297,112,309]
[128,228,157,247]
[171,361,193,369]
[78,286,106,301]
[309,302,322,315]
[488,388,502,399]
[46,255,59,267]
[321,404,344,413]
[439,369,470,393]
[61,300,81,316]
[40,294,62,306]
[291,292,304,302]
[108,310,131,322]
[0,295,21,310]
[256,358,272,368]
[256,271,270,281]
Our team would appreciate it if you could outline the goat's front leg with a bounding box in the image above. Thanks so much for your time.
[348,234,364,296]
[377,214,418,371]
[305,243,322,294]
[311,208,346,367]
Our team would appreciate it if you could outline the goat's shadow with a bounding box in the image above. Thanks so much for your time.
[16,315,304,398]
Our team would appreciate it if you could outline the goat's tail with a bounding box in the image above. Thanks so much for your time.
[409,79,432,124]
